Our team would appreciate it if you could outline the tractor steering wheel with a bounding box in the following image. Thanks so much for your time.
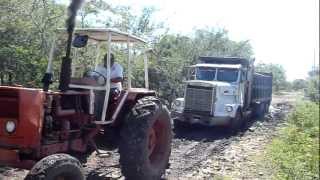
[84,70,107,86]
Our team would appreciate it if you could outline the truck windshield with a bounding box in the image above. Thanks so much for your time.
[217,68,239,82]
[196,67,216,81]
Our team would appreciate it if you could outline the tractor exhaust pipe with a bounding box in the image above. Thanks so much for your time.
[42,38,55,91]
[59,0,84,91]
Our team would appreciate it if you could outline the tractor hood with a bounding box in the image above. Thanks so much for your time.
[0,86,45,149]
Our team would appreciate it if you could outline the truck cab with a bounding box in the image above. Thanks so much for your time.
[172,56,255,129]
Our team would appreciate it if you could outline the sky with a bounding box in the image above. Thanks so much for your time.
[60,0,319,81]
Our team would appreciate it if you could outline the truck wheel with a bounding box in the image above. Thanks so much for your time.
[254,103,265,119]
[119,96,172,180]
[24,154,84,180]
[174,119,189,129]
[229,110,243,134]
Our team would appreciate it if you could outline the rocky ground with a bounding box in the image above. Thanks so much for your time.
[0,92,298,180]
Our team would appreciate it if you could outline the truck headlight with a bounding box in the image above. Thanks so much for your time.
[5,120,16,133]
[172,98,184,112]
[225,106,233,112]
[174,100,182,107]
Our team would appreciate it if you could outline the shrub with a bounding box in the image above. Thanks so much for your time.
[267,101,319,180]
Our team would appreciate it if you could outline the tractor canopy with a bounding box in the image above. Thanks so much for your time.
[47,28,152,123]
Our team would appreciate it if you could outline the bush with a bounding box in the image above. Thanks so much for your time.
[305,77,320,103]
[267,101,319,180]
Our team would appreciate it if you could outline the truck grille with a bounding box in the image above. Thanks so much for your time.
[184,85,214,115]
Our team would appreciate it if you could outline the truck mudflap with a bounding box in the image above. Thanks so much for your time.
[0,148,35,169]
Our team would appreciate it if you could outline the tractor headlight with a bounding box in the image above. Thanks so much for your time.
[5,120,16,133]
[225,106,233,112]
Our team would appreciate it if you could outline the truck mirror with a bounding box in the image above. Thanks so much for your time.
[72,34,88,48]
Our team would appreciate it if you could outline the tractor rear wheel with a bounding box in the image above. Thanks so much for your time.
[25,153,84,180]
[119,96,172,180]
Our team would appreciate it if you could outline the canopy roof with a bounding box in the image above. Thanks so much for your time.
[58,28,147,44]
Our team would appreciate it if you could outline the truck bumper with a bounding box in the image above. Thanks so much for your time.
[171,111,231,126]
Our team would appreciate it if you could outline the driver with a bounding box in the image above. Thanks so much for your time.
[94,53,123,120]
[95,53,123,90]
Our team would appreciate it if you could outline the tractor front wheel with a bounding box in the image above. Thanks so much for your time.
[119,96,172,180]
[25,153,84,180]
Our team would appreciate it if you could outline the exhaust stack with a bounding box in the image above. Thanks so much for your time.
[59,0,84,91]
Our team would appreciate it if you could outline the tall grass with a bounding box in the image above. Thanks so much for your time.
[267,101,319,180]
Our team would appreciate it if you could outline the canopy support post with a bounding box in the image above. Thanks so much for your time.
[127,35,132,89]
[101,32,112,122]
[144,52,149,89]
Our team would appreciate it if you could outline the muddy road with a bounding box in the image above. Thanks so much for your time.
[0,93,296,180]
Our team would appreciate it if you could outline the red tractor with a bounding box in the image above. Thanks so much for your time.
[0,28,172,180]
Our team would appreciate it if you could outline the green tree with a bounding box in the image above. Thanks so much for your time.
[78,0,113,28]
[292,79,307,91]
[0,1,254,104]
[0,0,65,86]
[306,66,320,102]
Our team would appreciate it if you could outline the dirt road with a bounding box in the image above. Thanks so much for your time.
[0,92,297,180]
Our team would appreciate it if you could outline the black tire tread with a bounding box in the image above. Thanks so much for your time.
[119,96,172,180]
[25,154,84,180]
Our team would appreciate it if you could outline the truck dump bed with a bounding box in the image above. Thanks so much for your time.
[251,72,272,103]
[199,56,250,67]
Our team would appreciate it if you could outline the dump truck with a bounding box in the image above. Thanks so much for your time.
[171,56,272,131]
[0,24,172,180]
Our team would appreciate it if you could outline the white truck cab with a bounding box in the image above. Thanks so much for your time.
[172,56,272,131]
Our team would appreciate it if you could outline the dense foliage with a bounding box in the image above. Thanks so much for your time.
[267,101,319,179]
[305,67,320,102]
[0,0,254,105]
[0,0,65,86]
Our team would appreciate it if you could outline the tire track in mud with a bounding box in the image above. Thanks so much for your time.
[166,126,235,179]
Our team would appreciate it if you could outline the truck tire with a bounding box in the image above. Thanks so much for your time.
[24,154,84,180]
[229,109,243,134]
[119,96,172,180]
[254,103,265,119]
[174,119,189,129]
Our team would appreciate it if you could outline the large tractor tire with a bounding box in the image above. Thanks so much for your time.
[25,154,84,180]
[102,125,119,149]
[119,96,172,180]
